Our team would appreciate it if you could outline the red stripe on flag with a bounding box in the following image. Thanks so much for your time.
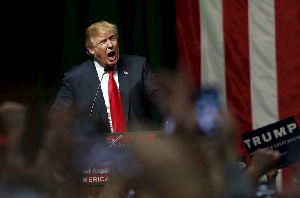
[275,0,300,188]
[223,0,252,162]
[176,0,201,87]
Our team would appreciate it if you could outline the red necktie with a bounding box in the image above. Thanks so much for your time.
[108,69,127,132]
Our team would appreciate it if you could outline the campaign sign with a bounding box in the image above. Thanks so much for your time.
[241,116,300,169]
[82,131,163,186]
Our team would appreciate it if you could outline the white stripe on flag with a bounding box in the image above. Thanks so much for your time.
[249,0,279,129]
[200,0,226,104]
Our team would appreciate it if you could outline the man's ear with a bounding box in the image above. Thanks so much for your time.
[87,48,94,55]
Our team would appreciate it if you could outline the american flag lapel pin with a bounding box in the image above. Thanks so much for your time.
[124,71,128,74]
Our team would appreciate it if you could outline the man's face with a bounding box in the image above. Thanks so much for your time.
[88,32,119,67]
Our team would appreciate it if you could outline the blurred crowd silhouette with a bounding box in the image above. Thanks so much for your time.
[0,71,299,198]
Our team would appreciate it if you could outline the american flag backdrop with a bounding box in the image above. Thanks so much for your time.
[176,0,300,190]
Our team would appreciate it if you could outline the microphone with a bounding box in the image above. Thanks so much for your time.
[87,65,112,123]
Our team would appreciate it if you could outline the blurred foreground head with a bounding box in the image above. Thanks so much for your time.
[0,101,28,170]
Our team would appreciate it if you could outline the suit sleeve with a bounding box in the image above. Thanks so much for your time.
[143,60,168,118]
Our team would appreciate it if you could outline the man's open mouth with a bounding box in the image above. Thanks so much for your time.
[108,51,116,60]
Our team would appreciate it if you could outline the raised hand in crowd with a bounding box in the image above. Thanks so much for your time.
[246,148,280,184]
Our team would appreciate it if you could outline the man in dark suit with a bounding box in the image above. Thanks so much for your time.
[49,21,167,134]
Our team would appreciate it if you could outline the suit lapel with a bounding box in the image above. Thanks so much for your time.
[117,61,130,124]
[84,60,110,128]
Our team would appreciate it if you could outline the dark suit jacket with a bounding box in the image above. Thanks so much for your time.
[49,54,166,134]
